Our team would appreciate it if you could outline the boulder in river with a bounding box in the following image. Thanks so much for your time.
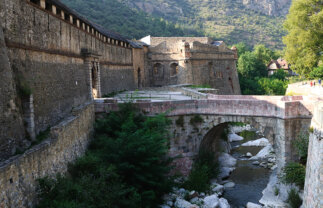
[212,184,224,196]
[219,153,237,167]
[174,198,199,208]
[246,202,262,208]
[219,198,231,208]
[250,144,273,160]
[228,133,244,142]
[246,152,253,157]
[218,167,235,180]
[203,194,220,208]
[224,182,236,188]
[241,138,269,147]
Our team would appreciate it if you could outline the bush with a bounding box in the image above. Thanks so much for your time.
[176,116,184,127]
[282,162,306,189]
[287,188,302,208]
[239,130,256,141]
[38,103,173,207]
[293,132,309,165]
[183,150,219,192]
[190,115,204,126]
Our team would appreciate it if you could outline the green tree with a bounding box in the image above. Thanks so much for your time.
[253,44,278,65]
[238,51,267,79]
[38,103,173,208]
[309,65,323,79]
[234,42,251,57]
[270,69,287,81]
[283,0,323,76]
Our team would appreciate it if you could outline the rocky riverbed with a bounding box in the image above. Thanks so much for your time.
[160,124,279,208]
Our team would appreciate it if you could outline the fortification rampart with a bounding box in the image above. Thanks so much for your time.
[0,0,137,160]
[0,102,94,208]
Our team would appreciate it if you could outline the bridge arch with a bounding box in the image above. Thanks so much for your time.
[168,114,306,175]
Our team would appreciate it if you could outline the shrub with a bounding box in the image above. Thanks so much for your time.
[190,115,204,126]
[17,75,32,97]
[282,162,306,189]
[38,103,173,207]
[293,132,309,165]
[287,188,302,208]
[274,186,279,196]
[176,116,184,127]
[229,122,245,127]
[239,130,256,141]
[221,128,229,141]
[183,150,219,192]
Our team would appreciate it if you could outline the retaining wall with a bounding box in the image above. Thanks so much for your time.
[303,102,323,208]
[0,102,94,208]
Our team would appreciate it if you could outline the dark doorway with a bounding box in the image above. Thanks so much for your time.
[91,62,98,98]
[138,68,141,88]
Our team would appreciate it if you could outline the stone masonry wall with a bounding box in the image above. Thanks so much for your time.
[303,102,323,208]
[0,23,26,161]
[0,0,136,160]
[100,65,136,96]
[0,102,94,208]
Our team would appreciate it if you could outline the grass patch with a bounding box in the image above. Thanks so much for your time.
[274,186,280,196]
[239,130,256,141]
[183,150,219,192]
[287,188,302,208]
[282,162,306,189]
[189,84,212,89]
[32,127,51,146]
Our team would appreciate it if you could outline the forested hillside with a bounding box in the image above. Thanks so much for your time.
[62,0,290,49]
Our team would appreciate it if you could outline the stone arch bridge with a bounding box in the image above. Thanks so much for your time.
[95,95,314,174]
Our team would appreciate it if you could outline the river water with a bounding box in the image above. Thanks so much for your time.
[223,131,271,208]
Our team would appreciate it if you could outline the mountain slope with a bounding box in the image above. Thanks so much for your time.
[61,0,202,39]
[62,0,290,49]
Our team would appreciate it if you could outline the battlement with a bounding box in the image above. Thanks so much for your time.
[25,0,130,48]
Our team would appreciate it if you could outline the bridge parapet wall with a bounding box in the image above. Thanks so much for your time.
[95,96,312,120]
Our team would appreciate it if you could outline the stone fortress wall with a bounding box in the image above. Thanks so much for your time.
[303,102,323,208]
[141,36,241,95]
[0,0,135,160]
[0,102,94,208]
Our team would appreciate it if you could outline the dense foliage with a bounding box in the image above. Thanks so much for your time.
[62,0,287,49]
[61,0,201,39]
[283,0,323,76]
[309,66,323,79]
[282,162,306,189]
[236,44,288,95]
[183,150,220,192]
[37,103,173,208]
[293,132,309,165]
